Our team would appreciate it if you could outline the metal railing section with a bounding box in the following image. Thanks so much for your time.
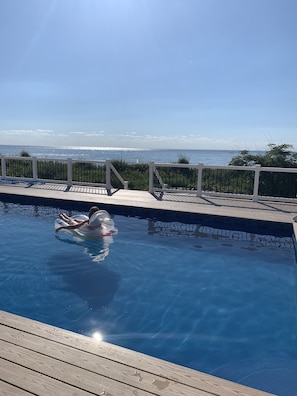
[0,156,128,194]
[149,162,297,202]
[1,155,296,202]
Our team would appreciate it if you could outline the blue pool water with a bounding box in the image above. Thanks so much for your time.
[1,201,297,395]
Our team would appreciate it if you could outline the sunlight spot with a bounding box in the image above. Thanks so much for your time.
[92,331,104,341]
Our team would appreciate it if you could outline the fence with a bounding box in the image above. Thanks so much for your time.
[149,162,297,202]
[0,156,128,194]
[1,155,297,202]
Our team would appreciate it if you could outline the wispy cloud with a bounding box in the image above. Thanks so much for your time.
[69,131,105,137]
[69,131,85,135]
[85,131,105,137]
[2,129,54,136]
[36,129,54,133]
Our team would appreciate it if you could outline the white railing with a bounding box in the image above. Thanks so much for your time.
[149,162,297,202]
[1,155,297,202]
[0,156,128,194]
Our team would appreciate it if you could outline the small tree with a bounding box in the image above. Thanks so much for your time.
[229,144,297,168]
[177,155,189,164]
[229,144,297,198]
[20,150,31,157]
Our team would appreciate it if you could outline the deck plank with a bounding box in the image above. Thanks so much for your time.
[0,325,211,396]
[1,339,165,396]
[0,380,34,396]
[0,359,95,396]
[0,310,274,396]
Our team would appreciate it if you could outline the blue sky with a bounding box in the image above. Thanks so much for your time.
[0,0,296,150]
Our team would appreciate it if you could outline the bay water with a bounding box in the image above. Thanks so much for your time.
[0,145,263,166]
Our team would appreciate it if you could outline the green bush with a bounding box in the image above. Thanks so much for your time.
[229,144,297,198]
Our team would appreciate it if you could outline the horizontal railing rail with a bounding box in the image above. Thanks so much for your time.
[0,155,128,194]
[149,162,297,202]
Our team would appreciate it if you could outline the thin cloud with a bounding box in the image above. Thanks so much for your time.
[69,131,85,135]
[85,131,105,137]
[1,129,54,136]
[2,130,24,136]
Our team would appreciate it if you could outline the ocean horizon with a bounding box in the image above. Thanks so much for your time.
[0,144,264,166]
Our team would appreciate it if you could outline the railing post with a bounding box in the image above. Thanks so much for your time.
[253,164,261,202]
[1,155,6,178]
[196,163,203,197]
[106,160,112,192]
[67,158,73,187]
[32,157,38,180]
[149,162,154,193]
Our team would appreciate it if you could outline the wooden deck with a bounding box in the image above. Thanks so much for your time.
[0,310,274,396]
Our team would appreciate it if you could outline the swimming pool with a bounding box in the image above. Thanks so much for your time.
[1,200,297,395]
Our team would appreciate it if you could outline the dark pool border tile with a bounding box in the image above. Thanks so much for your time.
[0,192,293,238]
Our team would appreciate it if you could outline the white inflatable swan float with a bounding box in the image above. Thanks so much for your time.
[54,210,117,239]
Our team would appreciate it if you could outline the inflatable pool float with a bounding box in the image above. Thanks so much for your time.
[54,210,117,239]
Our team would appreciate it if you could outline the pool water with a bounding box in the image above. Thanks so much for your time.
[1,201,297,395]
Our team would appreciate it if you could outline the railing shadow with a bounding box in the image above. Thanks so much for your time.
[154,191,297,214]
[0,180,119,195]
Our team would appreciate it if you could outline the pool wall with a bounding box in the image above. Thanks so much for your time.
[0,191,293,239]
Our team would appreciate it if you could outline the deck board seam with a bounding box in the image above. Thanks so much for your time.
[1,338,185,396]
[0,336,261,396]
[0,358,97,396]
[0,356,102,396]
[0,379,39,396]
[0,310,275,396]
[0,325,226,396]
[1,336,217,396]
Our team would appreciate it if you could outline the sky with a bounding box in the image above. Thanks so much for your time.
[0,0,296,150]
